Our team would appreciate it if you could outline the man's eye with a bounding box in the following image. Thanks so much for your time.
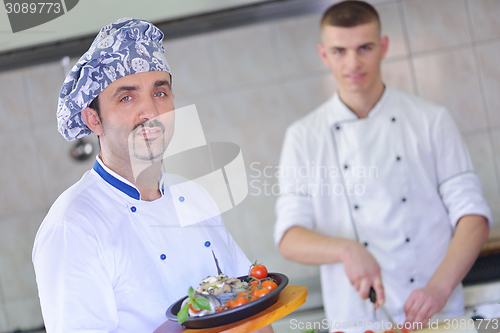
[121,96,131,102]
[333,49,344,55]
[155,91,166,97]
[360,45,372,51]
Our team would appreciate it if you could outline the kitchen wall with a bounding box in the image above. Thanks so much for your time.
[0,0,499,331]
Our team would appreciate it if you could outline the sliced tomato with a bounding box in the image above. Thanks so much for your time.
[189,303,202,313]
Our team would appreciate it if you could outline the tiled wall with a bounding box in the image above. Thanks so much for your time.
[0,0,499,330]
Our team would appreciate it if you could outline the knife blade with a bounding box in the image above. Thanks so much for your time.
[212,250,223,275]
[369,287,403,333]
[379,303,403,333]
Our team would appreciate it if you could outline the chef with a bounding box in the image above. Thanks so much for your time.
[274,1,490,332]
[32,18,273,333]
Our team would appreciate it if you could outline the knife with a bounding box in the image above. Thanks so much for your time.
[212,250,223,275]
[369,287,403,333]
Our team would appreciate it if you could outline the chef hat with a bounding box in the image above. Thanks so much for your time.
[57,17,172,141]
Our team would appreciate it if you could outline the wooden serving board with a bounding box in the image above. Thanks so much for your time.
[154,285,308,333]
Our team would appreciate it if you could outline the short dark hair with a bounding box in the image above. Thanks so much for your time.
[321,0,380,31]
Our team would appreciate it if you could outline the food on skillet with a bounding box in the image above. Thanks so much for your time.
[177,263,279,324]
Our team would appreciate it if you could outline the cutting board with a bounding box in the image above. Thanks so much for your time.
[154,285,308,333]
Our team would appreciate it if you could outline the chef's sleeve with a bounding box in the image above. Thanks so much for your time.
[274,125,315,247]
[432,107,492,228]
[33,215,118,333]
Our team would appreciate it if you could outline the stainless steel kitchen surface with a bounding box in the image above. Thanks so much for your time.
[464,281,500,320]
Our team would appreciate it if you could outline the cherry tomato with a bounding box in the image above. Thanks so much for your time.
[365,331,374,333]
[229,297,249,309]
[250,280,259,286]
[252,288,270,298]
[250,264,268,279]
[262,280,278,292]
[189,303,202,313]
[237,292,250,299]
[215,307,224,312]
[400,329,409,333]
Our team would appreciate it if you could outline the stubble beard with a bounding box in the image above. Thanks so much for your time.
[131,120,167,162]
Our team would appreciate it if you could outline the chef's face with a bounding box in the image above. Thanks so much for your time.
[318,21,388,96]
[94,71,175,164]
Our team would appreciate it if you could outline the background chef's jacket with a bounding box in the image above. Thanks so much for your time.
[33,157,251,333]
[274,86,492,331]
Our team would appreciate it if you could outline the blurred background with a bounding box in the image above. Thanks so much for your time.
[1,0,500,332]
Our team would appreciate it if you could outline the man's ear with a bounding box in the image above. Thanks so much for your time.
[380,35,389,59]
[317,43,329,68]
[81,107,103,136]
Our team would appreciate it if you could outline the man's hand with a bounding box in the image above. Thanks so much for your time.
[279,227,385,302]
[342,242,385,304]
[404,284,448,328]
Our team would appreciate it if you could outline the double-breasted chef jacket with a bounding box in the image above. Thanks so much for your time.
[274,86,492,331]
[33,156,251,333]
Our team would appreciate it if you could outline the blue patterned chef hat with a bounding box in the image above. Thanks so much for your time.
[57,17,172,141]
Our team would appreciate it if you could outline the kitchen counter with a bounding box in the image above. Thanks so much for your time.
[481,226,500,256]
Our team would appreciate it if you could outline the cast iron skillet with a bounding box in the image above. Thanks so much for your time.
[166,273,288,329]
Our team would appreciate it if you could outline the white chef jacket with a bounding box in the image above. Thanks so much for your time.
[33,156,251,333]
[274,86,491,332]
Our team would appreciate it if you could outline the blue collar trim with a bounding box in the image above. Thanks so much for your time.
[93,160,141,200]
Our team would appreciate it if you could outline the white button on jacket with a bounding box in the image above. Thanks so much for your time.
[275,87,491,331]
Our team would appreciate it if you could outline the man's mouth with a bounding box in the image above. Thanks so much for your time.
[138,127,162,140]
[133,120,166,141]
[345,73,366,82]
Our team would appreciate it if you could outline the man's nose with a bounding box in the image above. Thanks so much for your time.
[346,51,362,70]
[139,96,160,120]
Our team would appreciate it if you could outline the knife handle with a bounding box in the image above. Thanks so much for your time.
[369,287,377,303]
